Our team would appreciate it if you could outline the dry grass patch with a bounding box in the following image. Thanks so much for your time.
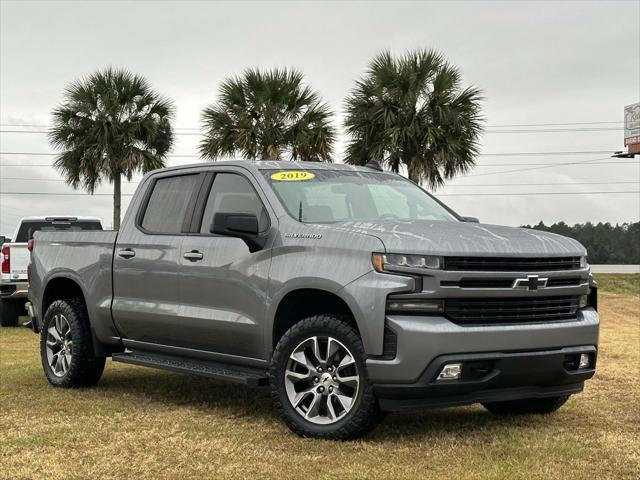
[594,273,639,297]
[1,292,638,480]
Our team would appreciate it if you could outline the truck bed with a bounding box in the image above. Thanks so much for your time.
[29,230,119,340]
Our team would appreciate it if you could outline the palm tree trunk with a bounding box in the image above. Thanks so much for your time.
[113,174,121,230]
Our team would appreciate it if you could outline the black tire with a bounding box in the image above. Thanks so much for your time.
[482,395,569,415]
[269,314,381,440]
[40,299,106,388]
[0,299,21,327]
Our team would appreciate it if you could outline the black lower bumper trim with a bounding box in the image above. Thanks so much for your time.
[377,383,584,412]
[374,346,596,412]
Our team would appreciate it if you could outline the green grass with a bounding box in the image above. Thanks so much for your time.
[593,274,640,297]
[1,287,639,479]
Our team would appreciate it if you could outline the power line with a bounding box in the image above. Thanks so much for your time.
[3,159,637,168]
[0,149,620,158]
[0,123,203,132]
[483,121,623,128]
[0,191,135,197]
[437,181,640,187]
[438,191,640,197]
[0,129,201,136]
[0,151,200,158]
[0,177,142,183]
[484,127,621,133]
[1,120,624,129]
[0,163,200,167]
[465,156,631,178]
[0,127,624,135]
[3,177,637,187]
[2,190,639,197]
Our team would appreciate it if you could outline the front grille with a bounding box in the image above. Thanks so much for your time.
[441,277,583,289]
[443,256,581,272]
[445,296,580,325]
[547,278,583,287]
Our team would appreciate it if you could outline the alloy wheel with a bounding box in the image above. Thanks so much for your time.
[284,335,360,425]
[45,314,73,377]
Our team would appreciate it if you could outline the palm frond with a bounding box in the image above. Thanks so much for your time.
[199,67,335,161]
[50,67,175,193]
[344,49,483,187]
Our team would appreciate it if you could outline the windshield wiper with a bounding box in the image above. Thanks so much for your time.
[298,201,303,222]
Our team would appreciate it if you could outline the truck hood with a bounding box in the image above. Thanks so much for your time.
[333,220,586,257]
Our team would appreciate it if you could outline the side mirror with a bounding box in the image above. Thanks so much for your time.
[462,216,480,223]
[211,212,265,252]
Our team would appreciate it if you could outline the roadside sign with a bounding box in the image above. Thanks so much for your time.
[624,102,640,146]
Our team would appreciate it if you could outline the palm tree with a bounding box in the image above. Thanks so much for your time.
[49,68,175,229]
[199,68,335,162]
[344,49,483,187]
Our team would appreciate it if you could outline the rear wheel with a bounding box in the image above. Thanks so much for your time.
[483,395,569,415]
[270,314,381,440]
[40,299,105,388]
[0,299,21,327]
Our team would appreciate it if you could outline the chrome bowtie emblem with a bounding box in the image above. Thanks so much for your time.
[512,274,548,291]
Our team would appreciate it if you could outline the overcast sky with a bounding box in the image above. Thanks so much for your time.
[1,0,639,234]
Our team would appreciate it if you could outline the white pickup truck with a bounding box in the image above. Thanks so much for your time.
[1,216,102,326]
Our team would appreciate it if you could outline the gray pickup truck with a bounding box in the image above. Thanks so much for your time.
[27,161,599,439]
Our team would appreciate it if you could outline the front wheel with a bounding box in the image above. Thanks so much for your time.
[269,314,381,440]
[482,395,569,415]
[40,299,105,388]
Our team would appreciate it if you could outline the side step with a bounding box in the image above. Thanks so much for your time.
[112,351,269,386]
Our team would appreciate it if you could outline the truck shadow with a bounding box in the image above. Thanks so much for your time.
[100,365,539,441]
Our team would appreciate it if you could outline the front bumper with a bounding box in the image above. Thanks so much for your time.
[375,346,596,411]
[365,308,599,411]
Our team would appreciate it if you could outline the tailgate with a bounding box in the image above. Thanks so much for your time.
[8,244,29,280]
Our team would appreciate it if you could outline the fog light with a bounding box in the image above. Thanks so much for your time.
[578,353,590,369]
[437,363,462,380]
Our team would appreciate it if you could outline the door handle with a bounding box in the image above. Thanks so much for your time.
[183,250,204,261]
[117,248,136,259]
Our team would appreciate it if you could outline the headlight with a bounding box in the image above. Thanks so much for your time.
[580,256,588,269]
[372,253,442,274]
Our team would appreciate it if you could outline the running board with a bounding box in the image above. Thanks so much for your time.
[112,351,269,386]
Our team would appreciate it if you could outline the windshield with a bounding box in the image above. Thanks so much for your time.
[263,169,458,223]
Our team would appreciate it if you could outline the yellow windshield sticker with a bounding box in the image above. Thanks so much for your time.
[271,171,315,181]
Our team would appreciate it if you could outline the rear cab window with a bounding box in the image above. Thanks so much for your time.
[15,219,102,242]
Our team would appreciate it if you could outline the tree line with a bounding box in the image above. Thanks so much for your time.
[523,222,640,264]
[48,49,483,228]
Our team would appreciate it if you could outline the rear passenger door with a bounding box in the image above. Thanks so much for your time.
[177,170,273,359]
[112,172,204,346]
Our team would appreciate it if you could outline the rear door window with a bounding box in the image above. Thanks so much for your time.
[141,174,201,234]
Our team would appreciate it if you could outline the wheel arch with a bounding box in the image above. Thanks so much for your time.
[42,275,86,315]
[270,287,361,354]
[41,273,121,357]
